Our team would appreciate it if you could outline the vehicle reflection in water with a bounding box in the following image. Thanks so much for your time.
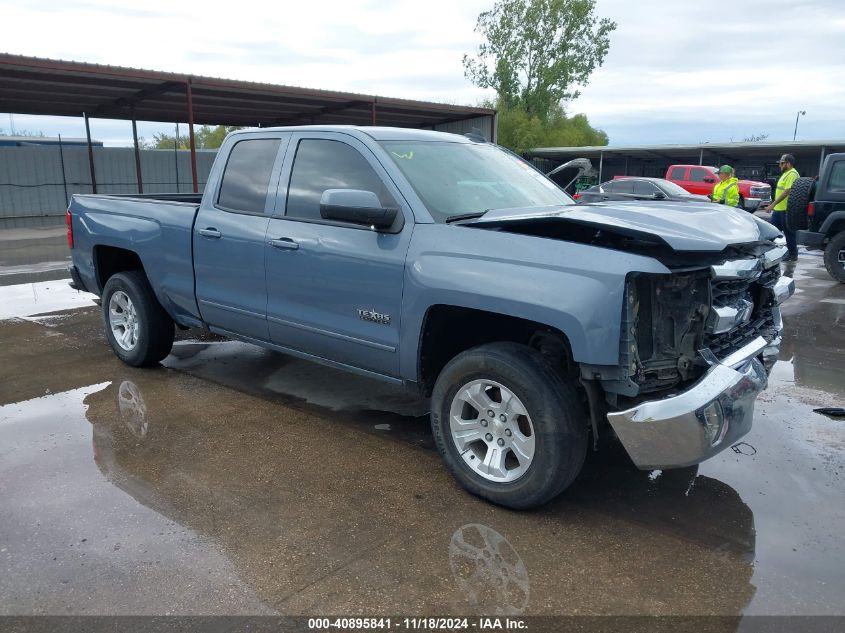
[117,380,149,438]
[449,524,529,615]
[83,373,757,616]
[775,256,845,398]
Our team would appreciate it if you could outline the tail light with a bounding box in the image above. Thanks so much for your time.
[573,193,582,200]
[807,202,815,218]
[66,209,73,249]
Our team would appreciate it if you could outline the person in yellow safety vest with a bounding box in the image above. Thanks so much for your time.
[762,153,800,261]
[710,165,740,207]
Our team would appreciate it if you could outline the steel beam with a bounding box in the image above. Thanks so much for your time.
[186,79,198,193]
[83,113,97,194]
[132,113,143,194]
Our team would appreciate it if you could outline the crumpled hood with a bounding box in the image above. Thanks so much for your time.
[463,201,778,252]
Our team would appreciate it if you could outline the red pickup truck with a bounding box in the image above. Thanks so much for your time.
[665,165,771,211]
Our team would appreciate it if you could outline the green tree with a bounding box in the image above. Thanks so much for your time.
[148,125,242,150]
[464,0,616,118]
[495,102,607,154]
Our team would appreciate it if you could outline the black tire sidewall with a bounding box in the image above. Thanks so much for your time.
[102,272,173,366]
[786,177,813,232]
[823,232,845,283]
[431,343,587,509]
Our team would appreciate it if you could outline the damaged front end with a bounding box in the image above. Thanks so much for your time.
[604,244,794,468]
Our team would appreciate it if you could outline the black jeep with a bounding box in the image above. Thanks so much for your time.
[790,153,845,282]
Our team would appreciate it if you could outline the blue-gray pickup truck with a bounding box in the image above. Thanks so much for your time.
[67,126,794,509]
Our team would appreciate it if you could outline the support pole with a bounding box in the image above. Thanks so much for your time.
[819,146,826,176]
[132,114,143,194]
[598,151,603,184]
[174,124,180,193]
[57,133,69,206]
[699,148,704,165]
[83,113,97,194]
[371,100,377,126]
[186,79,199,193]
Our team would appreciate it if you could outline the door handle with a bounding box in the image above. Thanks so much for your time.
[198,228,222,238]
[269,237,299,251]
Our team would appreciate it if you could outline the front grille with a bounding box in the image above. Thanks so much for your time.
[705,308,776,357]
[706,255,783,359]
[711,279,751,307]
[758,266,780,288]
[750,185,771,198]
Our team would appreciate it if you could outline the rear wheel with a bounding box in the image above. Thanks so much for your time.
[430,342,588,509]
[102,271,174,366]
[823,232,845,283]
[786,177,815,232]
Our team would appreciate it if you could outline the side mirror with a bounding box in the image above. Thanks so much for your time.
[320,189,398,230]
[703,177,715,183]
[653,191,666,199]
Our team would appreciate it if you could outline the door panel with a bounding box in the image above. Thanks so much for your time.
[194,207,272,339]
[265,133,412,377]
[194,134,289,340]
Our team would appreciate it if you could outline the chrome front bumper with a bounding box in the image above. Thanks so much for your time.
[607,337,770,470]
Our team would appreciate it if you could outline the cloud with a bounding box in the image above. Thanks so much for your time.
[2,0,843,145]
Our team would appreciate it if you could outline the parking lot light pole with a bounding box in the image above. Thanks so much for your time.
[793,110,806,141]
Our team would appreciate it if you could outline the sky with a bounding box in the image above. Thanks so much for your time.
[1,0,843,147]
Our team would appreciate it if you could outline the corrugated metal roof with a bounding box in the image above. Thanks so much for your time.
[0,53,495,128]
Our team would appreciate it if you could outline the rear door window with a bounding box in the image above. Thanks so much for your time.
[633,181,658,195]
[612,180,634,194]
[217,138,282,213]
[690,168,712,182]
[285,139,395,221]
[668,167,687,180]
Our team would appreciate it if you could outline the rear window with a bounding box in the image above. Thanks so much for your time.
[668,167,686,180]
[217,138,281,213]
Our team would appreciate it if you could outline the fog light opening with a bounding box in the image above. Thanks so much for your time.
[699,401,727,446]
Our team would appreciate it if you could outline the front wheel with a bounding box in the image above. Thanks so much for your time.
[823,232,845,283]
[102,271,175,366]
[431,342,588,509]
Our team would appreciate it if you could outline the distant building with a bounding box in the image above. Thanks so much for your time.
[0,135,103,147]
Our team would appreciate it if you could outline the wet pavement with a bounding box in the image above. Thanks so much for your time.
[0,248,843,618]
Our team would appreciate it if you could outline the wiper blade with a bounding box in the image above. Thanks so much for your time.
[445,212,487,224]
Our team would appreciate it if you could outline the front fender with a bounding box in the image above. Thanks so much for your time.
[399,224,670,381]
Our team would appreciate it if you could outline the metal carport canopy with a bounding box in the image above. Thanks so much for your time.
[0,53,495,194]
[0,53,494,128]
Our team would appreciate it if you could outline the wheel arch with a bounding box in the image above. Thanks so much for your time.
[415,303,581,396]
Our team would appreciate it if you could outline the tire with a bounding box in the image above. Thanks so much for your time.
[102,271,174,367]
[823,231,845,283]
[430,342,588,509]
[786,177,815,232]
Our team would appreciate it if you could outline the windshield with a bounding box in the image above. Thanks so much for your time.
[379,141,572,222]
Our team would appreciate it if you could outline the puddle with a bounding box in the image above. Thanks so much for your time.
[0,383,271,615]
[0,279,96,320]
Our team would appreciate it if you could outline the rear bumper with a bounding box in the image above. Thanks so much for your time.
[607,337,770,470]
[797,230,826,249]
[68,265,88,292]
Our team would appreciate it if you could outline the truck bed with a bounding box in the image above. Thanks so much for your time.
[68,193,202,326]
